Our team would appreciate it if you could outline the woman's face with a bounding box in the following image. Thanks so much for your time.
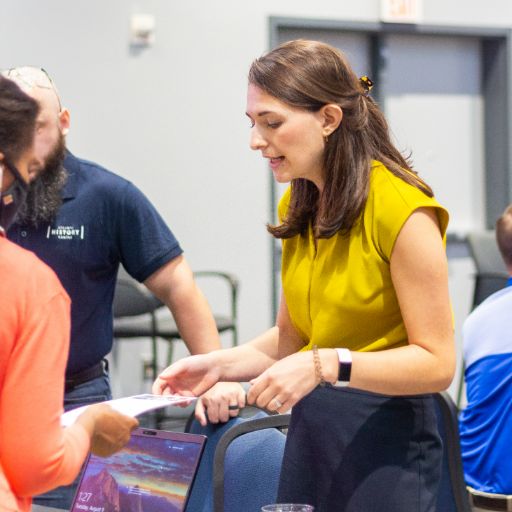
[246,84,327,190]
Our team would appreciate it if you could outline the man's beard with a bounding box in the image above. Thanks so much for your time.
[15,133,67,228]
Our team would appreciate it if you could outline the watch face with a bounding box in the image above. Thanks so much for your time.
[336,348,352,383]
[338,362,352,383]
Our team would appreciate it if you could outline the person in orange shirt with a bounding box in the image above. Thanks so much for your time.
[0,76,138,512]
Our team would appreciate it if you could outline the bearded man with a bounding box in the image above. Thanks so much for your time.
[3,67,245,510]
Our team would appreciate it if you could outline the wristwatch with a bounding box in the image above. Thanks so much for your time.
[332,348,352,387]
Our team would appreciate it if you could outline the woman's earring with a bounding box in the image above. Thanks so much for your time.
[324,134,329,144]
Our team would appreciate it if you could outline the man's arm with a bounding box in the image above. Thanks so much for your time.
[143,255,222,354]
[144,255,249,424]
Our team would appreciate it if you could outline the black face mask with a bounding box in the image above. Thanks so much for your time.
[1,159,29,231]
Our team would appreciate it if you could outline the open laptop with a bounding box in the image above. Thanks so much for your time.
[70,428,206,512]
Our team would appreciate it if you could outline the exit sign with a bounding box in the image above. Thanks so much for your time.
[381,0,423,23]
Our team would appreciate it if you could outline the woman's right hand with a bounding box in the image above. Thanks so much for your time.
[77,403,139,457]
[152,353,221,397]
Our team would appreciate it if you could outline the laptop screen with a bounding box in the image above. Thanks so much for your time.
[70,428,206,512]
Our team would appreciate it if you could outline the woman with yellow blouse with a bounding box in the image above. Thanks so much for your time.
[153,40,455,512]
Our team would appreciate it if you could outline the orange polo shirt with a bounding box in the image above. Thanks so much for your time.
[0,234,89,512]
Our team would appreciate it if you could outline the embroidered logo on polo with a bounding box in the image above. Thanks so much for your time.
[46,225,85,240]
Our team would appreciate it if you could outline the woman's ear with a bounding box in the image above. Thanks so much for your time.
[320,104,343,138]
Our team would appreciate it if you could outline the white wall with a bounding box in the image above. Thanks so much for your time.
[1,0,511,396]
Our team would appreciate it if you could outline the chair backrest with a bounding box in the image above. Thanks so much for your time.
[185,411,290,512]
[214,413,290,512]
[467,231,508,308]
[433,392,472,512]
[113,266,162,317]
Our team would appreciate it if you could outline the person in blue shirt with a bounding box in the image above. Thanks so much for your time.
[459,204,512,499]
[3,66,245,510]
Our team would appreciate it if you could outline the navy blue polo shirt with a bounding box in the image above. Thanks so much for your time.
[8,152,183,376]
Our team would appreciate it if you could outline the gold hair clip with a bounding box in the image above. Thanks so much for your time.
[359,75,374,96]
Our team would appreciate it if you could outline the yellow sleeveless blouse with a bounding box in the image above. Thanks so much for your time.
[279,161,449,352]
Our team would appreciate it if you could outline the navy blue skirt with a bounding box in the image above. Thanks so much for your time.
[277,386,442,512]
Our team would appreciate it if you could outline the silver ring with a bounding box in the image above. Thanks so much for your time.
[273,398,283,409]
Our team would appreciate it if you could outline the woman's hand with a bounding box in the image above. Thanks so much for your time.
[247,350,323,413]
[152,353,221,397]
[195,382,247,427]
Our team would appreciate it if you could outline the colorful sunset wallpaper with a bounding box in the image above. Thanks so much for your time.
[70,435,203,512]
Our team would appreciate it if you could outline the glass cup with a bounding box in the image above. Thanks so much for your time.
[261,505,314,512]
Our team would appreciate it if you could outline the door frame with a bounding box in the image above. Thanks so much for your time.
[268,16,512,318]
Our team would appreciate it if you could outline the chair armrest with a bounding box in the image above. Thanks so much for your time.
[193,271,240,293]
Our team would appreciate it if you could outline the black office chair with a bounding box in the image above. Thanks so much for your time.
[433,391,472,512]
[167,270,240,363]
[113,266,239,379]
[112,267,163,379]
[467,230,508,309]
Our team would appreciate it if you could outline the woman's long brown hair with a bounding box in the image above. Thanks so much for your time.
[249,39,433,239]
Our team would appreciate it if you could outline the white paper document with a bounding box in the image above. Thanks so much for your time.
[61,393,196,427]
